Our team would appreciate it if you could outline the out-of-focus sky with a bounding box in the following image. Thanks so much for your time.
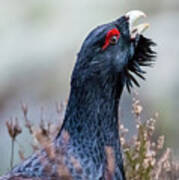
[0,0,179,174]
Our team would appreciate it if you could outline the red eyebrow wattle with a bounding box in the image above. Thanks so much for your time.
[102,28,120,50]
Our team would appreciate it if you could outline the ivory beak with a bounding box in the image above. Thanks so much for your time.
[125,10,149,39]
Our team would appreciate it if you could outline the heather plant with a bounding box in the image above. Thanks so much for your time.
[4,99,179,180]
[120,97,179,180]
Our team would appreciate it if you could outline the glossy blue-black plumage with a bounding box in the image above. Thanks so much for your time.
[1,15,156,180]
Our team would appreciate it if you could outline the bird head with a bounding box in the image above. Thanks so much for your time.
[72,10,156,92]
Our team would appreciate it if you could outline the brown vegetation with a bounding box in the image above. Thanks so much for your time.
[4,99,179,180]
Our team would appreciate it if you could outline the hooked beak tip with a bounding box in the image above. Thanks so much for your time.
[125,10,149,39]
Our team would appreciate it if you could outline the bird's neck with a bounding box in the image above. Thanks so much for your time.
[57,73,126,146]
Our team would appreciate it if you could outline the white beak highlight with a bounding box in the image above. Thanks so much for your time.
[125,10,149,39]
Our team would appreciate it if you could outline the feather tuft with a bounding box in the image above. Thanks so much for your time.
[125,35,156,92]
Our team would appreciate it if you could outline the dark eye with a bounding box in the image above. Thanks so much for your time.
[109,35,118,45]
[102,29,120,50]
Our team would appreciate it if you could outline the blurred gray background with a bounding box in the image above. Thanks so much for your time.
[0,0,179,174]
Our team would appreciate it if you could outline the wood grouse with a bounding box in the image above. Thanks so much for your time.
[1,10,156,180]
